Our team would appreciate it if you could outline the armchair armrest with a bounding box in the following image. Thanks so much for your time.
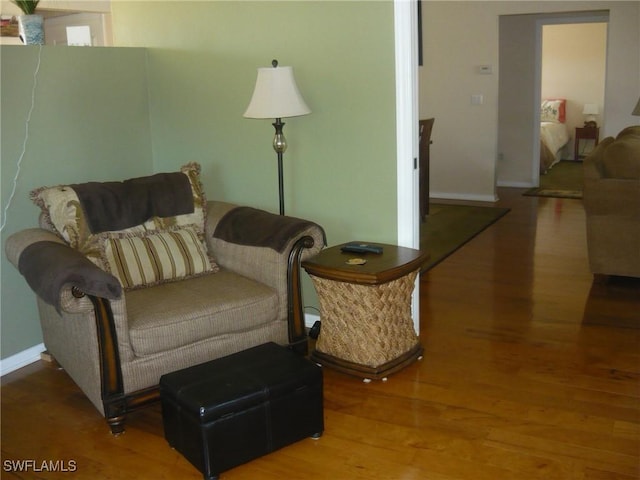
[205,201,325,352]
[205,201,325,284]
[6,228,122,313]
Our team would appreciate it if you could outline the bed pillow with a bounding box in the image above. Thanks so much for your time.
[541,99,566,123]
[100,226,218,290]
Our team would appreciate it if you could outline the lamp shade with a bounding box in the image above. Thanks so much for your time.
[582,103,599,115]
[633,97,640,116]
[244,64,311,119]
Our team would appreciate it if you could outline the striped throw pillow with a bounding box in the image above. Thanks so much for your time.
[103,227,217,289]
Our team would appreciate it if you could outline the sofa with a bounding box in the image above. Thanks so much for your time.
[5,163,325,434]
[583,125,640,278]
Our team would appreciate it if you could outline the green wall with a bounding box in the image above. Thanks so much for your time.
[1,46,152,360]
[1,1,399,363]
[112,1,398,243]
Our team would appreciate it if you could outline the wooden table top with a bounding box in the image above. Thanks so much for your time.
[302,242,429,285]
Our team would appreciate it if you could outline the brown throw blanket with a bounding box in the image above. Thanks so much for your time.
[71,172,193,233]
[18,241,122,313]
[214,207,325,253]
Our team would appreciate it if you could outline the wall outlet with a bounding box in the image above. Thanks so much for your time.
[471,94,484,105]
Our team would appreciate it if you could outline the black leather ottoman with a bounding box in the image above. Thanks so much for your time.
[160,342,324,480]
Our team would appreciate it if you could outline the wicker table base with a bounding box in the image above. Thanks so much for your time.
[311,342,423,380]
[303,243,427,380]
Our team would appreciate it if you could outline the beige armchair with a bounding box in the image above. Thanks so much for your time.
[5,164,325,434]
[583,126,640,278]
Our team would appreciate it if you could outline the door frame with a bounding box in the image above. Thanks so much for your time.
[394,0,420,332]
[533,13,609,185]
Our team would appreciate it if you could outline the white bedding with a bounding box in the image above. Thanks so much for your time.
[540,121,570,169]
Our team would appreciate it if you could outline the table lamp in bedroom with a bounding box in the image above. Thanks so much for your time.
[582,104,599,128]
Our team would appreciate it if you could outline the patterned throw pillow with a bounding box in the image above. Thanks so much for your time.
[101,226,217,290]
[30,163,218,288]
[540,99,566,123]
[31,163,206,259]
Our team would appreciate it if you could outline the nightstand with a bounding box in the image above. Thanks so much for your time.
[302,242,428,381]
[574,126,600,160]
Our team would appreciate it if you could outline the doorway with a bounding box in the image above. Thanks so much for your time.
[541,22,607,159]
[497,10,609,189]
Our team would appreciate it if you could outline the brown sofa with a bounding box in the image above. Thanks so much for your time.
[5,164,325,434]
[583,126,640,278]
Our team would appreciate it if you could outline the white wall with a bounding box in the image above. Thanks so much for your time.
[420,1,500,202]
[0,1,110,15]
[419,1,640,201]
[44,12,112,46]
[0,0,112,46]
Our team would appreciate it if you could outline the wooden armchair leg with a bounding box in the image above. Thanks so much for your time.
[107,415,126,436]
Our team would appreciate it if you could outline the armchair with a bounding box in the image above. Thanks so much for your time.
[583,126,640,278]
[5,164,325,434]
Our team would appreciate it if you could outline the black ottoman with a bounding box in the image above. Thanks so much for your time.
[160,342,324,480]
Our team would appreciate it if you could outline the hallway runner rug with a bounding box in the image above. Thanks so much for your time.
[523,160,583,199]
[420,203,510,272]
[523,188,582,199]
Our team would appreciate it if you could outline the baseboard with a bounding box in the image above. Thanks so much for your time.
[430,191,498,203]
[0,343,46,377]
[496,180,535,188]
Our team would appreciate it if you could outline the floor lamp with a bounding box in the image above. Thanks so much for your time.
[244,60,311,215]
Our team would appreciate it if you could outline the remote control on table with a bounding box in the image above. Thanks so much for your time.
[340,243,384,254]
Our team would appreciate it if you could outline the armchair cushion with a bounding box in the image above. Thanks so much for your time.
[125,271,278,357]
[101,226,216,290]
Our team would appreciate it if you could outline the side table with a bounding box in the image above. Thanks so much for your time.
[302,242,428,381]
[574,126,600,160]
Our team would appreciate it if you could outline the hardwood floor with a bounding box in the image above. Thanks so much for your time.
[2,187,639,479]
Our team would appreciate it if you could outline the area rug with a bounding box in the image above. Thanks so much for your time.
[420,203,510,271]
[523,160,583,199]
[523,188,582,199]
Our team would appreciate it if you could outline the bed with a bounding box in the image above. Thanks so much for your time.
[540,99,570,174]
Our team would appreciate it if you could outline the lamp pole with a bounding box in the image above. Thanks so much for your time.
[272,118,287,215]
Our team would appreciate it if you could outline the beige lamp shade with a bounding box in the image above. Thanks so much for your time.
[244,64,311,119]
[583,103,599,115]
[633,97,640,116]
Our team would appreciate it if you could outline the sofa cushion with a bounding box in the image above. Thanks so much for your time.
[125,271,279,356]
[101,226,216,290]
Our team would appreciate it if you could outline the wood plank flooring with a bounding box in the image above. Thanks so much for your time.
[2,187,639,479]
